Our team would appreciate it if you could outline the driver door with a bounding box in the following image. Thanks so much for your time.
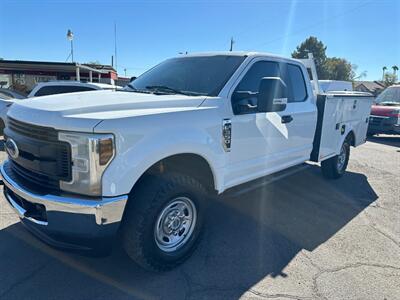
[224,59,316,188]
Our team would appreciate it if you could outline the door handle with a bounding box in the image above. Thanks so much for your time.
[281,115,293,124]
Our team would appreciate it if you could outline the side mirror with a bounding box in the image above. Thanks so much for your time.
[257,77,288,112]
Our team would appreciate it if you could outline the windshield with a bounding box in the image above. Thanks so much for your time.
[126,55,246,96]
[375,86,400,105]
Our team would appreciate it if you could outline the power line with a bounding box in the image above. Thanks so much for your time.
[249,0,373,49]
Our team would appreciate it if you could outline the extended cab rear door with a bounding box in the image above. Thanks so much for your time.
[224,58,317,189]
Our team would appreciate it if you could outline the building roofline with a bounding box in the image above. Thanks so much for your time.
[0,59,116,72]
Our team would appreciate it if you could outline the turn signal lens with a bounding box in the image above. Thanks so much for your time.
[99,138,114,165]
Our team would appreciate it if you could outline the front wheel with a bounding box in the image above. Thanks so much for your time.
[321,139,350,179]
[121,172,206,271]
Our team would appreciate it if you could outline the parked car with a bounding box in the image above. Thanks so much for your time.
[368,84,400,135]
[27,81,120,97]
[0,89,27,135]
[0,88,27,100]
[0,82,120,135]
[1,52,373,271]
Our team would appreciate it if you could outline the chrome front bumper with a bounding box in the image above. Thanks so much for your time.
[0,161,128,250]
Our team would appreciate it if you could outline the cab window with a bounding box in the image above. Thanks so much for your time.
[231,61,308,115]
[231,61,280,115]
[280,64,308,102]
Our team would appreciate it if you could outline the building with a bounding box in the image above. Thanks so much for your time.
[354,81,386,97]
[0,60,118,93]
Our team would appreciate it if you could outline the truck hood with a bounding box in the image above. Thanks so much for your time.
[8,90,207,132]
[371,104,400,117]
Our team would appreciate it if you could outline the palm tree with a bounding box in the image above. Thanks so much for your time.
[382,66,387,80]
[392,65,399,75]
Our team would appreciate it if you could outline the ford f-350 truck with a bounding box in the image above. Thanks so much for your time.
[0,52,373,271]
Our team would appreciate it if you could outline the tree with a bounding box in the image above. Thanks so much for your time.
[382,66,387,80]
[392,65,399,75]
[383,72,398,87]
[352,64,367,80]
[324,57,355,81]
[292,36,328,79]
[292,36,360,80]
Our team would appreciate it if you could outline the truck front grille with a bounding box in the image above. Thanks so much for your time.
[5,117,72,192]
[369,116,385,126]
[9,160,60,191]
[8,117,59,142]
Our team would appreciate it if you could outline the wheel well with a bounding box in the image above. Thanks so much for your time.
[346,131,355,146]
[142,154,216,193]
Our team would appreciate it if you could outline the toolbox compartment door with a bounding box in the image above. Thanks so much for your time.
[311,93,373,162]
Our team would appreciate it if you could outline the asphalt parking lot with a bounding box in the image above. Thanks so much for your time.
[0,136,399,300]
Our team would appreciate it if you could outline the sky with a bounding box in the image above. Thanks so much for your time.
[0,0,399,80]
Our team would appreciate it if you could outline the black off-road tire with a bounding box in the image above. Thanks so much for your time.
[321,138,351,179]
[121,172,206,272]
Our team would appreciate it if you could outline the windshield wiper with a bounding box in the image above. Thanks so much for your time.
[145,85,207,96]
[125,84,152,94]
[145,85,185,95]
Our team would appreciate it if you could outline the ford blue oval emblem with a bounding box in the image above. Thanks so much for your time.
[5,138,19,159]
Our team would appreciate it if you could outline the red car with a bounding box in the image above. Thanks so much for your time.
[368,85,400,135]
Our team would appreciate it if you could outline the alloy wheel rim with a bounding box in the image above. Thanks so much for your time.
[337,144,347,171]
[154,197,197,252]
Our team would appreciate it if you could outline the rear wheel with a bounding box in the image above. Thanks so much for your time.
[121,172,206,271]
[321,139,350,179]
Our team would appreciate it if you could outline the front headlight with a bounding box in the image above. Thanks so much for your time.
[389,109,400,118]
[58,132,115,196]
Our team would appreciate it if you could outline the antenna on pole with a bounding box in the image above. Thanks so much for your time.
[114,22,118,71]
[229,37,235,51]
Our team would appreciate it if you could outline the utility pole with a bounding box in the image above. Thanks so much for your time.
[67,29,74,62]
[229,37,235,51]
[114,22,118,71]
[124,68,127,77]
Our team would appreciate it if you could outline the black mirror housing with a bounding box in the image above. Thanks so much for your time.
[257,77,288,112]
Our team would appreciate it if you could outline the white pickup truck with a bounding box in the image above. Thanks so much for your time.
[0,52,373,271]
